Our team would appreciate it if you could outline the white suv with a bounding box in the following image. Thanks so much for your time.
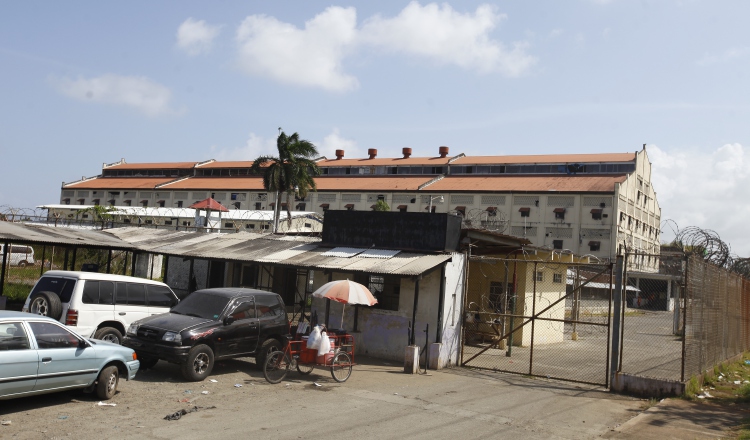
[22,271,179,345]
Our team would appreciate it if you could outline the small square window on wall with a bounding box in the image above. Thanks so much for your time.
[519,207,531,217]
[552,240,563,249]
[590,208,602,220]
[553,273,563,283]
[589,241,601,251]
[535,271,543,282]
[553,207,566,219]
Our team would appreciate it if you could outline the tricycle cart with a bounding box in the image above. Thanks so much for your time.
[263,332,355,384]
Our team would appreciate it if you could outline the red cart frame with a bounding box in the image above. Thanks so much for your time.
[263,333,355,384]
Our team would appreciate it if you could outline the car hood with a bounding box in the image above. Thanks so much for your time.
[135,313,214,333]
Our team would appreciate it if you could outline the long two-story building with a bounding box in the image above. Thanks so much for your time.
[53,145,660,269]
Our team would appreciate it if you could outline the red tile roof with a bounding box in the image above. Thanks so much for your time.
[198,161,255,168]
[159,177,266,190]
[313,176,436,191]
[189,198,229,212]
[452,153,636,165]
[423,175,627,192]
[63,177,176,189]
[318,157,451,167]
[105,162,199,170]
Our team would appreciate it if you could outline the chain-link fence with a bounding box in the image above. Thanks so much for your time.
[461,256,614,386]
[683,255,750,380]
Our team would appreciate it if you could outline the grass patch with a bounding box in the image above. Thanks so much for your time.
[684,352,750,404]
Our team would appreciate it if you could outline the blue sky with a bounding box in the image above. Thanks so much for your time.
[1,1,749,254]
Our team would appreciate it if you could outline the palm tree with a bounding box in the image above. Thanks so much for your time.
[250,130,320,233]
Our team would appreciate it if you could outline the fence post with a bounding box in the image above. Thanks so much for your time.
[609,255,624,386]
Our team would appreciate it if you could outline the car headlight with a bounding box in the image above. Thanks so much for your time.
[162,331,182,343]
[127,324,139,336]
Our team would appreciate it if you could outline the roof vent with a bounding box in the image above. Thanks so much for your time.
[368,149,378,159]
[402,148,412,159]
[335,149,345,160]
[439,146,449,158]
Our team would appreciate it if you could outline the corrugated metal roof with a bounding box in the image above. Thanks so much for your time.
[358,249,400,259]
[321,247,366,258]
[314,176,435,191]
[0,223,136,249]
[38,205,313,221]
[451,153,637,165]
[422,175,627,192]
[63,177,177,189]
[257,243,320,262]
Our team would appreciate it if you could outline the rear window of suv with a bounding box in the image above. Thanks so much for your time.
[30,277,76,303]
[256,294,284,318]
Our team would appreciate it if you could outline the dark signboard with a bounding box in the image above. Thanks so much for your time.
[321,211,461,252]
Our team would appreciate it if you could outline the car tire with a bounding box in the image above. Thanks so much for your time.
[96,366,119,400]
[138,356,159,370]
[255,338,281,370]
[28,291,63,320]
[181,344,214,381]
[94,327,123,345]
[18,261,27,267]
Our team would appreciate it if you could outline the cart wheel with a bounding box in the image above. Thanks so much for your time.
[264,351,291,384]
[296,360,314,375]
[330,352,352,383]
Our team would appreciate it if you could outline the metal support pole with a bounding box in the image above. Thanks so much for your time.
[40,245,47,277]
[529,262,538,375]
[436,264,446,343]
[325,272,332,328]
[507,259,517,356]
[130,252,137,276]
[70,248,77,271]
[610,255,624,386]
[188,258,195,293]
[411,277,421,345]
[163,256,170,285]
[0,241,8,297]
[63,248,70,271]
[106,250,112,274]
[681,255,689,382]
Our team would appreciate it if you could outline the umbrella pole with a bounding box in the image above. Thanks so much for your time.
[341,303,346,330]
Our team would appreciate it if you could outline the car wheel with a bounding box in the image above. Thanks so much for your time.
[138,356,159,370]
[96,366,119,400]
[255,338,281,370]
[181,344,214,381]
[94,327,123,345]
[18,261,27,267]
[29,291,63,320]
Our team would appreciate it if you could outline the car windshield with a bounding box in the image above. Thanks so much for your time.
[170,292,230,320]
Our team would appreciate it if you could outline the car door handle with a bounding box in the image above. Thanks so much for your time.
[119,312,126,316]
[42,357,52,363]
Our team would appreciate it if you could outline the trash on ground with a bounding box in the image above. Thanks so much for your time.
[58,416,69,420]
[209,379,218,383]
[97,401,117,407]
[313,382,322,387]
[1,421,11,426]
[234,384,243,388]
[184,390,192,394]
[201,391,209,395]
[745,360,750,365]
[164,405,217,421]
[735,380,741,385]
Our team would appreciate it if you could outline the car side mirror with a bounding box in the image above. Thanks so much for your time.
[78,339,90,348]
[223,316,235,326]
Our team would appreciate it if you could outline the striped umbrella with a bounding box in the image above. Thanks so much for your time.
[311,280,377,329]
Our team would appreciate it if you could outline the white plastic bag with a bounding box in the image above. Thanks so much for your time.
[307,325,321,350]
[318,332,331,356]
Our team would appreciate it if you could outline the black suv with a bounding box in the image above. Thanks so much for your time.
[123,288,290,381]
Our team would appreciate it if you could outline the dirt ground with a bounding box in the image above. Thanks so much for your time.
[0,356,645,440]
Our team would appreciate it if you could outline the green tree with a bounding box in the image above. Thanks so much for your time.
[250,130,320,232]
[373,200,390,211]
[77,205,117,230]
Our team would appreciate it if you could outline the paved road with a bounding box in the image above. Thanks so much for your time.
[0,357,645,440]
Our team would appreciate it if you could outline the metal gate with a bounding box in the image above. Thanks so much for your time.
[461,257,614,386]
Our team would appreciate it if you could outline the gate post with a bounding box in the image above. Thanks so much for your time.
[610,255,624,386]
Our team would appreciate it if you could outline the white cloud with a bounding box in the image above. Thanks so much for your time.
[696,47,750,66]
[211,133,276,161]
[650,143,750,256]
[176,18,222,56]
[316,128,361,159]
[360,2,535,76]
[235,7,359,92]
[50,74,180,117]
[234,3,534,91]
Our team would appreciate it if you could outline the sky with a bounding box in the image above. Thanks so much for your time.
[1,1,749,255]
